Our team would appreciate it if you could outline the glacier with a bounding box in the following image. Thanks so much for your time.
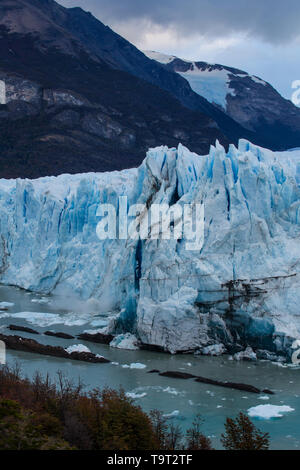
[0,140,300,358]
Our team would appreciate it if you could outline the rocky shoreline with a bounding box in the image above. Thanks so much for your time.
[5,323,288,363]
[0,333,110,364]
[0,326,275,396]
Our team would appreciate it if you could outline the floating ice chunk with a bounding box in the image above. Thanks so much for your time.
[65,344,91,354]
[248,404,294,419]
[31,298,49,305]
[7,311,90,327]
[129,362,146,369]
[0,302,14,310]
[62,314,91,327]
[163,410,180,418]
[122,363,146,369]
[259,396,270,401]
[89,319,110,328]
[126,392,147,399]
[10,311,61,327]
[110,333,139,350]
[202,343,226,356]
[163,387,180,396]
[234,347,257,361]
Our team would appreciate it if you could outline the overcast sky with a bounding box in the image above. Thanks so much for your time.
[59,0,300,99]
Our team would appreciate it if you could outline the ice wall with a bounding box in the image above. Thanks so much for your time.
[0,141,299,356]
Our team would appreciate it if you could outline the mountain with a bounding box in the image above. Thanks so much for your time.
[0,0,232,178]
[145,51,300,151]
[0,1,299,179]
[1,140,299,358]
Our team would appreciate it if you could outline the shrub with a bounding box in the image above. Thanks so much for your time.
[75,388,159,450]
[0,365,159,450]
[0,398,71,450]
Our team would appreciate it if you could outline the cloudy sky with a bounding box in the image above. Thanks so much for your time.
[59,0,300,99]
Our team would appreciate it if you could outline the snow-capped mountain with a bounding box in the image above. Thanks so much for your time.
[1,141,299,358]
[0,0,233,178]
[145,51,300,151]
[145,51,266,111]
[0,0,299,179]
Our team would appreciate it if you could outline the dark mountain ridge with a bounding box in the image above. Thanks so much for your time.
[0,0,298,179]
[147,53,300,152]
[0,0,232,178]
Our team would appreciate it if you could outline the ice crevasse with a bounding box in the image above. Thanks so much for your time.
[0,140,300,357]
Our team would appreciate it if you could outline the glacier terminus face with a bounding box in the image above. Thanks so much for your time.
[0,140,300,358]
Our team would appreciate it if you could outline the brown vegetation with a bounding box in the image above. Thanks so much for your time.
[0,364,270,451]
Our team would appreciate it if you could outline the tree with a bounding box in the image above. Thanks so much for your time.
[221,412,270,450]
[0,399,72,450]
[165,422,184,450]
[149,409,169,449]
[185,414,212,450]
[74,388,159,450]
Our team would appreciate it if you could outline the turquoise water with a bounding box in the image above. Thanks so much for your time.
[1,285,300,450]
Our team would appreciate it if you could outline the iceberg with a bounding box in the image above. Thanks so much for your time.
[109,333,139,350]
[233,347,257,361]
[248,404,295,419]
[121,363,147,370]
[201,343,226,356]
[0,302,14,310]
[0,140,300,357]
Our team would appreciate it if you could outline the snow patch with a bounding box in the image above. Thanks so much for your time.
[251,76,267,86]
[178,67,235,110]
[143,50,177,64]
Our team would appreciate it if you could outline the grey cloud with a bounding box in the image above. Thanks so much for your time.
[59,0,300,44]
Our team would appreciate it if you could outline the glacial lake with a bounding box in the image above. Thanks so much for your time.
[0,285,300,450]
